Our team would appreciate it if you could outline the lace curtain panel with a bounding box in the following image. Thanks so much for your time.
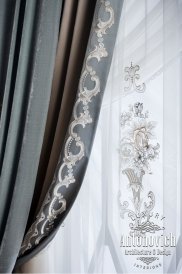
[20,0,182,273]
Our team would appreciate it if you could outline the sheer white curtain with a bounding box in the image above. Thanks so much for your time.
[20,0,182,273]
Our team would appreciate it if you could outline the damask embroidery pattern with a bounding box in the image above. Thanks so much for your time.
[124,62,146,93]
[120,102,160,179]
[119,70,164,237]
[137,257,159,265]
[20,0,115,255]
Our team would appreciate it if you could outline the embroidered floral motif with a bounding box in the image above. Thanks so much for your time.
[119,100,164,236]
[120,103,160,176]
[20,0,115,255]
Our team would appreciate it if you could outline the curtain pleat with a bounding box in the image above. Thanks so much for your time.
[28,0,97,227]
[0,0,17,117]
[0,0,21,175]
[34,0,97,220]
[0,0,62,272]
[27,0,79,225]
[0,0,123,271]
[16,0,123,268]
[0,0,37,241]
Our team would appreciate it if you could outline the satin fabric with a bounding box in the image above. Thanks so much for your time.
[17,0,123,268]
[0,0,62,272]
[29,0,97,227]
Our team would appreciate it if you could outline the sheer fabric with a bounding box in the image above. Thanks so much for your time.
[20,0,182,273]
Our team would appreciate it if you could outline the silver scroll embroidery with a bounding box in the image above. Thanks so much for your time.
[124,62,146,93]
[137,257,159,265]
[20,0,115,255]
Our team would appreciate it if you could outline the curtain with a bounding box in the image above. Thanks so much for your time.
[0,0,62,272]
[27,0,97,230]
[19,0,182,273]
[0,0,124,272]
[16,0,123,269]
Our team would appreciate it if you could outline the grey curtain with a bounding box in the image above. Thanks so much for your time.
[0,0,123,272]
[28,0,97,228]
[0,0,62,272]
[17,0,123,267]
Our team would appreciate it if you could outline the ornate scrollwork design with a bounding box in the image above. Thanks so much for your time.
[119,190,164,236]
[124,62,146,93]
[137,257,159,265]
[119,101,164,236]
[20,0,115,255]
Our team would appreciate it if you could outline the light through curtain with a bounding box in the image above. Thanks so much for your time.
[20,0,182,273]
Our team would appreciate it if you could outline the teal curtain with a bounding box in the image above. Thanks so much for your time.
[0,0,62,272]
[17,0,123,268]
[0,0,123,272]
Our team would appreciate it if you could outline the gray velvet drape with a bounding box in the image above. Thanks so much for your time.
[0,0,62,272]
[0,0,123,272]
[28,0,97,228]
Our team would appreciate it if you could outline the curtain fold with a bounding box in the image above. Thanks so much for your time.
[16,0,123,268]
[28,0,97,227]
[0,0,21,179]
[0,0,62,272]
[24,1,182,273]
[36,0,98,215]
[0,0,17,118]
[0,0,123,272]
